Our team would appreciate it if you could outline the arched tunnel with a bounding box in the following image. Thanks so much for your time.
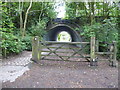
[44,24,82,42]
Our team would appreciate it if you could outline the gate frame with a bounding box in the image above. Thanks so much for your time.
[31,36,117,67]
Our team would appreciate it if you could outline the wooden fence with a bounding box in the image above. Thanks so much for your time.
[31,36,117,67]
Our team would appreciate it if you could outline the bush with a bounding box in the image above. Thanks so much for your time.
[1,32,26,57]
[76,17,119,53]
[28,20,47,40]
[21,35,32,51]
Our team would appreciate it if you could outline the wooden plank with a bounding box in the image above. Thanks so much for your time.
[41,50,74,53]
[41,54,90,58]
[41,58,89,62]
[97,59,110,61]
[95,52,114,55]
[41,46,80,50]
[40,41,90,44]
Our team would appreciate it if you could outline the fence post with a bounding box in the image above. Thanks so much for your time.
[96,40,99,52]
[32,36,41,62]
[90,36,97,66]
[111,41,117,67]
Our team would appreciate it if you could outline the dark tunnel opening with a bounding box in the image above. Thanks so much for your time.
[44,26,82,42]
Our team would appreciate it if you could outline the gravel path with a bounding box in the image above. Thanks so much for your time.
[1,51,32,84]
[1,46,119,88]
[2,51,32,66]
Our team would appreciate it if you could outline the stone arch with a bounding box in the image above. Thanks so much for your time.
[44,24,82,42]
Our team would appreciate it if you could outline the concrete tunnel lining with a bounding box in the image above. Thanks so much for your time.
[44,25,82,42]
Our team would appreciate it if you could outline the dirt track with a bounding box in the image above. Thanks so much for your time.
[2,59,118,88]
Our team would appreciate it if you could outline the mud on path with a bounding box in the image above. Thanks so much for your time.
[1,44,119,88]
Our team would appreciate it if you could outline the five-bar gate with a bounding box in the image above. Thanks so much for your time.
[31,36,117,67]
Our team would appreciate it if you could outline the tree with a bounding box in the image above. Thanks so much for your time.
[19,0,23,36]
[23,0,32,37]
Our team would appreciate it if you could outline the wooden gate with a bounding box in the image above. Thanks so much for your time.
[31,36,117,67]
[40,41,90,62]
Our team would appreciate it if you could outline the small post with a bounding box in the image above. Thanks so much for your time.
[96,40,99,52]
[111,41,117,67]
[90,36,97,66]
[32,36,41,62]
[109,43,114,66]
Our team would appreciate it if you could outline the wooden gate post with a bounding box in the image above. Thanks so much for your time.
[90,36,97,66]
[32,36,41,62]
[96,40,99,52]
[110,41,118,67]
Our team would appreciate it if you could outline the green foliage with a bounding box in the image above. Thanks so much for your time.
[28,19,47,40]
[66,2,119,59]
[21,35,32,51]
[102,17,118,42]
[1,2,56,58]
[65,2,119,19]
[1,2,25,57]
[1,32,26,57]
[80,17,118,42]
[75,17,118,52]
[22,2,56,29]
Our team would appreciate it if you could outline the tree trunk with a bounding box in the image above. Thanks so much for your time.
[39,2,43,22]
[19,0,23,36]
[22,0,32,38]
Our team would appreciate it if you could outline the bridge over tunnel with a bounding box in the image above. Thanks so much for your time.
[43,24,82,43]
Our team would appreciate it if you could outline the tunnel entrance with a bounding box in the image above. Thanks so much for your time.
[56,31,72,42]
[44,25,82,42]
